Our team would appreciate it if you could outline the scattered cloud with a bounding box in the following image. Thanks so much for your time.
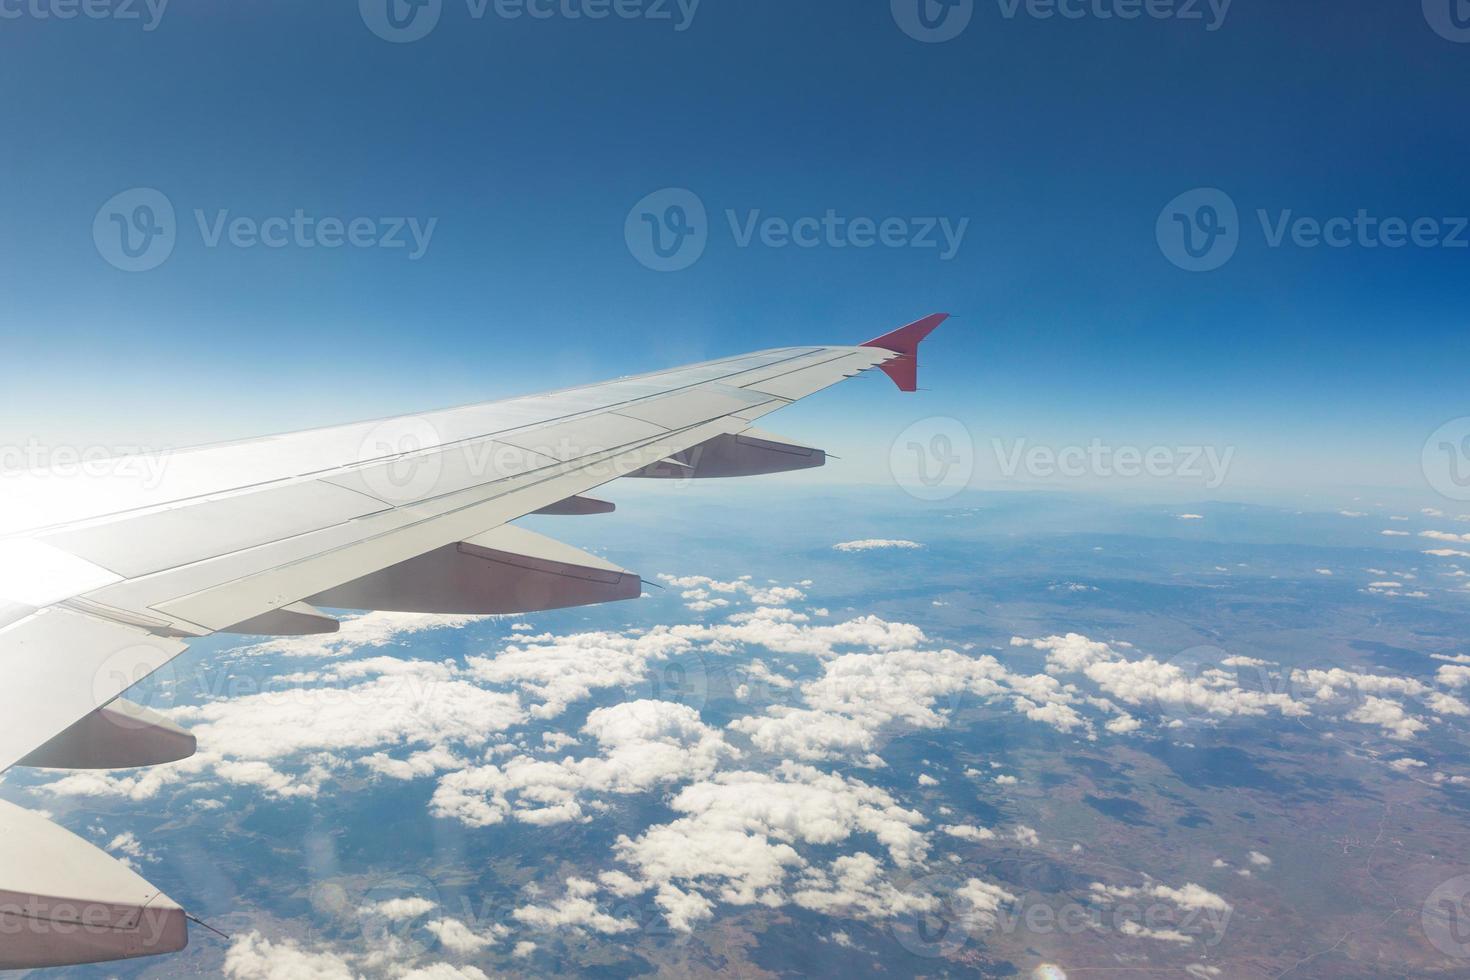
[431,700,736,828]
[832,539,925,553]
[24,567,1466,965]
[1438,665,1470,689]
[513,878,639,936]
[1090,880,1230,913]
[224,933,357,980]
[1346,697,1426,740]
[603,762,936,930]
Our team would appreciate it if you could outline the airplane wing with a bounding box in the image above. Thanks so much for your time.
[0,313,946,969]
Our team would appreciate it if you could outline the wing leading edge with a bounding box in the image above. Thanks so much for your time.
[0,314,947,969]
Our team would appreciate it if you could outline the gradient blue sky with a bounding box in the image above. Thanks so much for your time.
[1,0,1465,496]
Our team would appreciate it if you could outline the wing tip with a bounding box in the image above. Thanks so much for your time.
[859,313,949,392]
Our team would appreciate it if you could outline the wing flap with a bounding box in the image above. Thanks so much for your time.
[0,800,187,969]
[630,429,825,479]
[0,609,188,774]
[533,495,617,516]
[224,601,340,637]
[16,699,196,771]
[306,525,640,615]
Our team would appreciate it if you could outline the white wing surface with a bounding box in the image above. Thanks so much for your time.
[0,314,946,968]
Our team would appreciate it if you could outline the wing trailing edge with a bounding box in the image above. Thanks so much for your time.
[629,429,825,479]
[533,495,617,516]
[0,800,188,969]
[225,601,340,637]
[17,699,196,771]
[306,525,641,615]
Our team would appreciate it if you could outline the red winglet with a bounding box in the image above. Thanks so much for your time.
[860,313,948,392]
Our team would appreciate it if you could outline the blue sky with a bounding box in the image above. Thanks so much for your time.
[1,0,1466,497]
